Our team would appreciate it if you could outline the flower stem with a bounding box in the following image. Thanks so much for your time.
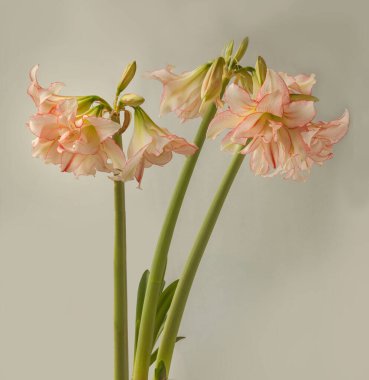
[113,132,129,380]
[156,146,246,375]
[132,103,219,380]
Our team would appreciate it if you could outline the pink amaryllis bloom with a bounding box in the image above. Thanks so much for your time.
[148,63,212,122]
[27,67,126,177]
[208,69,349,180]
[115,107,198,186]
[29,99,125,176]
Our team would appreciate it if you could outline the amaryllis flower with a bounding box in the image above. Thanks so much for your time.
[29,98,125,176]
[115,107,197,186]
[148,63,212,121]
[208,68,349,180]
[27,67,126,177]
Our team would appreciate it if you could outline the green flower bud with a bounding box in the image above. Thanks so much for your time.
[255,56,267,85]
[201,57,225,102]
[224,40,234,63]
[117,61,137,95]
[119,93,145,108]
[233,37,249,64]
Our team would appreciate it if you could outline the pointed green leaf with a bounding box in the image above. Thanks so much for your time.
[290,94,319,102]
[153,279,179,347]
[134,270,150,356]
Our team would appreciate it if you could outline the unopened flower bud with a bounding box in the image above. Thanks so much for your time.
[117,61,137,95]
[224,40,234,63]
[119,93,145,108]
[233,37,249,64]
[201,57,225,102]
[255,56,267,85]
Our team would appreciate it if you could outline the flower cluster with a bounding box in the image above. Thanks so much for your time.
[27,65,197,184]
[207,66,349,180]
[150,46,348,182]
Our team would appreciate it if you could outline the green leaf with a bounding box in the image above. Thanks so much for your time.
[134,270,150,356]
[150,337,185,366]
[153,280,179,347]
[290,94,319,102]
[155,361,167,380]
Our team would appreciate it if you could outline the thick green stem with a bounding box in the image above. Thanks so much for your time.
[156,147,245,375]
[132,103,218,380]
[114,133,129,380]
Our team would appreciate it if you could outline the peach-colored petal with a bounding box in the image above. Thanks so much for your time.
[256,92,283,116]
[231,113,265,139]
[310,109,349,144]
[146,65,177,84]
[27,65,66,113]
[283,101,316,128]
[207,110,244,139]
[223,84,255,115]
[28,114,61,140]
[257,69,289,105]
[102,138,126,171]
[32,138,61,165]
[86,116,121,141]
[62,152,109,176]
[279,72,316,95]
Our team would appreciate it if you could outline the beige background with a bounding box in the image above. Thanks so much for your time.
[1,0,368,379]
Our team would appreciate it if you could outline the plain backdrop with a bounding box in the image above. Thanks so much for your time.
[1,0,368,379]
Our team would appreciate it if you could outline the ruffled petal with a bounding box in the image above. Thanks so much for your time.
[101,138,126,170]
[207,110,244,139]
[283,101,316,128]
[28,114,60,140]
[279,72,316,95]
[257,70,290,106]
[312,109,349,143]
[87,116,121,141]
[224,84,255,115]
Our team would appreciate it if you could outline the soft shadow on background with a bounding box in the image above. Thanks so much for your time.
[1,1,368,379]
